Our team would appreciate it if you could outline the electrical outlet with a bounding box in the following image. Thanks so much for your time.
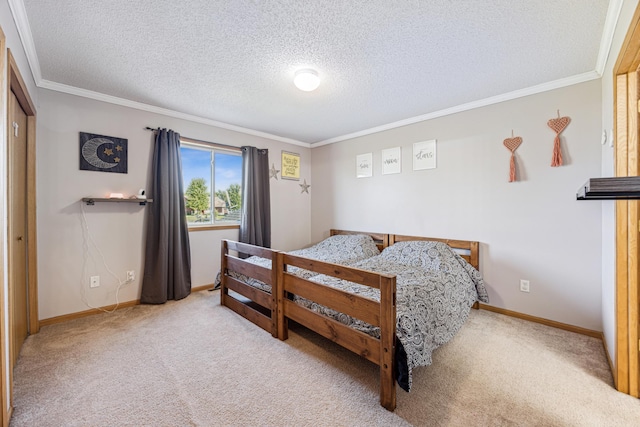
[90,276,100,288]
[520,279,530,293]
[126,270,135,282]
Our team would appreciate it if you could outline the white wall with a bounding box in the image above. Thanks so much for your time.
[601,0,640,368]
[36,89,311,320]
[311,80,603,331]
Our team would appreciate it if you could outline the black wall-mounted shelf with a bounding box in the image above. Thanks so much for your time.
[82,197,152,206]
[577,177,640,200]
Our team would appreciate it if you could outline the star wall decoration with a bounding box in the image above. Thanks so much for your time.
[269,163,280,179]
[299,179,310,194]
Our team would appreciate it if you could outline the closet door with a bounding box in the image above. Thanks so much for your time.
[8,89,28,367]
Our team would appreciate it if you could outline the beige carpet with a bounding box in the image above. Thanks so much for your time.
[10,290,640,426]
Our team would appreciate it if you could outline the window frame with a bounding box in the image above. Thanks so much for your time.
[180,138,242,231]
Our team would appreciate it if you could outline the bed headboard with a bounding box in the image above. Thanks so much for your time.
[329,229,390,252]
[389,234,479,269]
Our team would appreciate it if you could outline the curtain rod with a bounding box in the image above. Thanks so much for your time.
[144,127,241,152]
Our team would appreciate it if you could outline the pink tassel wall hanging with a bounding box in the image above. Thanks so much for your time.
[503,131,522,182]
[547,110,570,167]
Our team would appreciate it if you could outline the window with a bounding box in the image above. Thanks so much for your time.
[180,141,242,227]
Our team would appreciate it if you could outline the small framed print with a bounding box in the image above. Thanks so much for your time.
[413,139,437,170]
[281,151,300,180]
[356,153,373,178]
[381,147,401,175]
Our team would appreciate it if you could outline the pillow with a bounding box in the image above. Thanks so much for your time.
[380,240,453,269]
[290,234,380,264]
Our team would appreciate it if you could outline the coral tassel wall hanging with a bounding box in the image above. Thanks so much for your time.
[503,131,522,182]
[547,110,570,167]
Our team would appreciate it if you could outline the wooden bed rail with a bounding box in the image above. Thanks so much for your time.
[220,240,280,337]
[276,252,397,411]
[224,240,275,259]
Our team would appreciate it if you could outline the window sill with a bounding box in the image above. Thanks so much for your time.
[188,224,240,232]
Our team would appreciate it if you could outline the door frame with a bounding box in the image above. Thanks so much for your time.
[613,2,640,398]
[5,49,38,414]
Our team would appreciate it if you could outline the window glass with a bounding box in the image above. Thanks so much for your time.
[213,152,242,223]
[180,143,242,226]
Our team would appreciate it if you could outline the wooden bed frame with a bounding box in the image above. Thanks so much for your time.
[220,240,280,337]
[220,230,389,338]
[221,231,480,411]
[276,233,480,411]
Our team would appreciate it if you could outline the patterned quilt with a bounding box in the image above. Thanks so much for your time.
[226,234,380,293]
[293,240,489,391]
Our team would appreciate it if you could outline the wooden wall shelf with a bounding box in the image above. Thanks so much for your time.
[82,197,152,206]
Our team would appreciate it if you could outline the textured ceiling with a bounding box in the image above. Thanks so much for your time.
[19,0,612,144]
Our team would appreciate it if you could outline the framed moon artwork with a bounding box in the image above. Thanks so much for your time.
[79,132,128,174]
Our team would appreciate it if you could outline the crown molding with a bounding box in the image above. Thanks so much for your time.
[8,0,41,83]
[38,79,310,148]
[313,71,601,147]
[595,0,625,75]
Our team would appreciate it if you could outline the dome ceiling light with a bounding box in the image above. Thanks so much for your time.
[294,69,320,92]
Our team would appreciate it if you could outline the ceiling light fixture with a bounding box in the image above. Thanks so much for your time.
[294,69,320,92]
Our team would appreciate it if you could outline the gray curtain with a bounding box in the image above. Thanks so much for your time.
[141,128,191,303]
[240,146,271,248]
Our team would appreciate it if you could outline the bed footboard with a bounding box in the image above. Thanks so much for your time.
[221,240,280,337]
[277,253,397,411]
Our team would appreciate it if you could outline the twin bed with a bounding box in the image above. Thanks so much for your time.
[220,230,488,411]
[220,230,386,336]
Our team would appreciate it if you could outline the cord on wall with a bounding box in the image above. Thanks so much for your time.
[79,202,130,313]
